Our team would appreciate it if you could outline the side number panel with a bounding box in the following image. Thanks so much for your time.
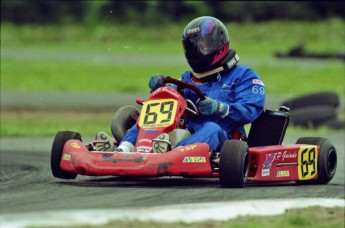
[297,145,318,180]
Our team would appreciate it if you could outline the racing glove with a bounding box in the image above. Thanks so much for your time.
[148,74,166,92]
[198,97,229,118]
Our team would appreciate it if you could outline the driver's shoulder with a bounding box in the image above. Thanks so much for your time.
[231,64,254,74]
[228,64,261,81]
[180,70,192,80]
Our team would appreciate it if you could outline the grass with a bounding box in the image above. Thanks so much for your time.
[57,206,344,228]
[0,110,114,137]
[1,109,344,137]
[1,19,344,96]
[1,19,345,137]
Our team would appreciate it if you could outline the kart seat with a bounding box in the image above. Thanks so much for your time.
[111,105,140,143]
[247,107,290,147]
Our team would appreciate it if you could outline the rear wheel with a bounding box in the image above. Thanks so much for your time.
[219,140,249,188]
[295,137,337,184]
[51,131,81,179]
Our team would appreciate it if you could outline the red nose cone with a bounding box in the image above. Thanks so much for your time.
[136,98,144,105]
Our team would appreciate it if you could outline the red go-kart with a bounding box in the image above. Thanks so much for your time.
[51,77,337,188]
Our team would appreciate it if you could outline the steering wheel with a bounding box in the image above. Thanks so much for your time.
[162,77,206,101]
[162,77,205,116]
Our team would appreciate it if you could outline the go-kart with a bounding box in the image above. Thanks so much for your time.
[51,77,337,188]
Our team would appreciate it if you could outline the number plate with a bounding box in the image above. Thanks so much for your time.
[297,145,318,180]
[138,99,178,128]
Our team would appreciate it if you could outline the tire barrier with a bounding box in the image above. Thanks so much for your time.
[281,91,339,110]
[289,105,337,128]
[281,91,344,129]
[323,119,345,130]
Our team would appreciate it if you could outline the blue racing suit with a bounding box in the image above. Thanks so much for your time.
[121,64,265,152]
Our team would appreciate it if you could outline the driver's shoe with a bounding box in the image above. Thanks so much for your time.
[152,133,171,153]
[94,131,115,152]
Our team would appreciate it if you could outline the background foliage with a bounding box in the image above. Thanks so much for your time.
[2,1,345,25]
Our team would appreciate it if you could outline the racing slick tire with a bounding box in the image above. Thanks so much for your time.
[281,91,339,110]
[295,137,337,185]
[111,105,140,142]
[51,131,81,179]
[219,140,249,188]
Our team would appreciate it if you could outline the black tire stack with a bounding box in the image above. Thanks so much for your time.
[281,91,345,129]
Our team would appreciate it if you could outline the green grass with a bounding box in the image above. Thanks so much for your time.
[1,19,345,137]
[0,110,113,137]
[1,19,344,96]
[62,206,344,228]
[1,110,343,137]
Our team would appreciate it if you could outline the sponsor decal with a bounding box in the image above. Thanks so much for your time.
[221,84,231,92]
[252,79,265,86]
[262,153,274,176]
[186,27,200,35]
[262,151,298,176]
[161,87,180,98]
[137,146,151,153]
[71,142,80,148]
[178,144,197,152]
[267,151,298,162]
[139,138,152,143]
[183,156,206,163]
[62,154,71,161]
[152,87,180,99]
[277,170,290,177]
[144,130,158,135]
[281,151,297,160]
[262,170,269,176]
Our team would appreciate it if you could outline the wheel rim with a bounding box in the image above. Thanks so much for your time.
[327,149,337,175]
[243,153,249,178]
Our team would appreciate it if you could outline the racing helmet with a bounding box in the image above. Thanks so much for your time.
[182,16,231,76]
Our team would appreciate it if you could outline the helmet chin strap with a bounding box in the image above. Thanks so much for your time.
[192,50,240,80]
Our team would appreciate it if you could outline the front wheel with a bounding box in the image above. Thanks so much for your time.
[51,131,81,179]
[219,140,249,188]
[295,137,337,184]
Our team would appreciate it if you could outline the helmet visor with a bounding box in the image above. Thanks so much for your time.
[183,33,219,59]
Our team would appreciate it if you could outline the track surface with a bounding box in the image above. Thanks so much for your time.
[0,133,344,214]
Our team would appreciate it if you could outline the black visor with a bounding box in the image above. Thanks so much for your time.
[184,32,220,58]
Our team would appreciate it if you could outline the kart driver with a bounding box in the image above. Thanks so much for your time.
[96,16,265,153]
